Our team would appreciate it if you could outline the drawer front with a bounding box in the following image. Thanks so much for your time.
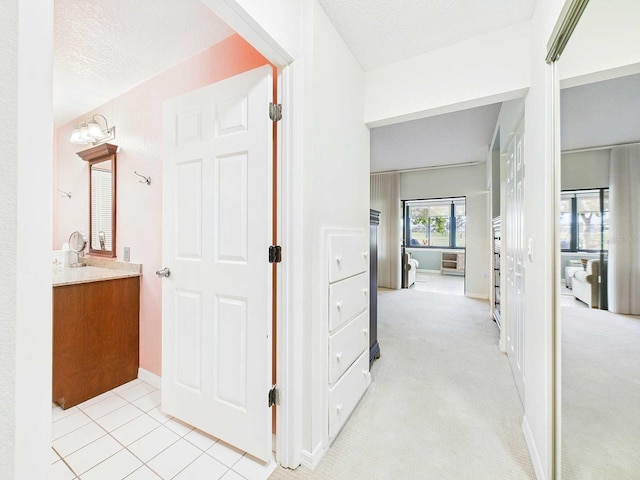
[328,311,369,385]
[328,234,368,283]
[328,351,370,439]
[328,272,368,332]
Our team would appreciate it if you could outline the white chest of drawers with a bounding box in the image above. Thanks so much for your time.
[326,232,371,442]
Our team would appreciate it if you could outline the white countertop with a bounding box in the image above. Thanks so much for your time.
[53,260,142,287]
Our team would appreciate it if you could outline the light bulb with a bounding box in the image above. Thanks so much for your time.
[87,122,102,140]
[70,128,83,144]
[80,126,91,142]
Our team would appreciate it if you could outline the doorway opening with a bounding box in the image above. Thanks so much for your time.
[50,0,296,476]
[402,197,466,295]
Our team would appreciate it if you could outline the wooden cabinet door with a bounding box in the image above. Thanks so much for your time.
[53,277,139,409]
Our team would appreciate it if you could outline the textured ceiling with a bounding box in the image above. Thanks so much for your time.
[370,103,501,173]
[317,0,536,70]
[561,73,640,150]
[54,0,233,126]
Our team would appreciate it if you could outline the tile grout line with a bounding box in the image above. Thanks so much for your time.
[56,450,81,479]
[123,425,237,480]
[162,450,207,480]
[62,417,127,478]
[55,403,145,455]
[53,380,264,480]
[52,411,93,442]
[55,384,156,478]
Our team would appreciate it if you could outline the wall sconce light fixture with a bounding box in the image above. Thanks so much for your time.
[70,114,116,145]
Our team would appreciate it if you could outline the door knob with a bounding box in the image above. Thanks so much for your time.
[156,267,171,278]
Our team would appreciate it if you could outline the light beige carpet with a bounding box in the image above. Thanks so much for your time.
[270,288,535,480]
[561,306,640,480]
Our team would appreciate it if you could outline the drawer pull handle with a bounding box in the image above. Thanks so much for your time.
[363,328,368,335]
[363,252,368,259]
[336,255,343,264]
[336,352,343,361]
[336,301,343,311]
[362,288,368,295]
[336,404,343,413]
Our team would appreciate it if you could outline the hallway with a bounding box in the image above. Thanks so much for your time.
[270,288,534,479]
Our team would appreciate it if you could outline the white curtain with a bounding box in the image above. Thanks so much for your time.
[608,145,640,314]
[371,173,402,289]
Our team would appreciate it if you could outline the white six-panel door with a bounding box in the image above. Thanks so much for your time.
[161,65,273,461]
[505,122,525,403]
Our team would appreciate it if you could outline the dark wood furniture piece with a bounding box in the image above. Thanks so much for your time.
[369,209,380,364]
[53,276,140,409]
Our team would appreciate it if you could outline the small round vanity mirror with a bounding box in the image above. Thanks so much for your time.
[68,231,87,267]
[69,231,86,252]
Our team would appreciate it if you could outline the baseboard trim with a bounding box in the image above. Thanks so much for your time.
[301,443,324,470]
[465,293,489,300]
[138,368,162,389]
[522,416,546,480]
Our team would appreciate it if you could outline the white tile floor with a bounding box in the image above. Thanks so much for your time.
[52,379,277,480]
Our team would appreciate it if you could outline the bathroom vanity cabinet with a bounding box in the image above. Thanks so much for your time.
[53,273,140,409]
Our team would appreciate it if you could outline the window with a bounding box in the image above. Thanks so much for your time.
[404,197,465,248]
[560,189,609,252]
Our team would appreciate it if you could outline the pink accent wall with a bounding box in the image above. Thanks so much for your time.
[54,34,272,375]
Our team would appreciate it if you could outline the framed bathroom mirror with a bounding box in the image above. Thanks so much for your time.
[77,143,118,257]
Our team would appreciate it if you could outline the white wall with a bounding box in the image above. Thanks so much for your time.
[523,2,566,478]
[401,164,490,298]
[201,0,303,61]
[364,22,531,127]
[302,0,370,461]
[0,1,53,478]
[560,0,640,87]
[370,103,500,172]
[561,150,610,190]
[498,99,526,152]
[561,74,640,150]
[0,3,19,476]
